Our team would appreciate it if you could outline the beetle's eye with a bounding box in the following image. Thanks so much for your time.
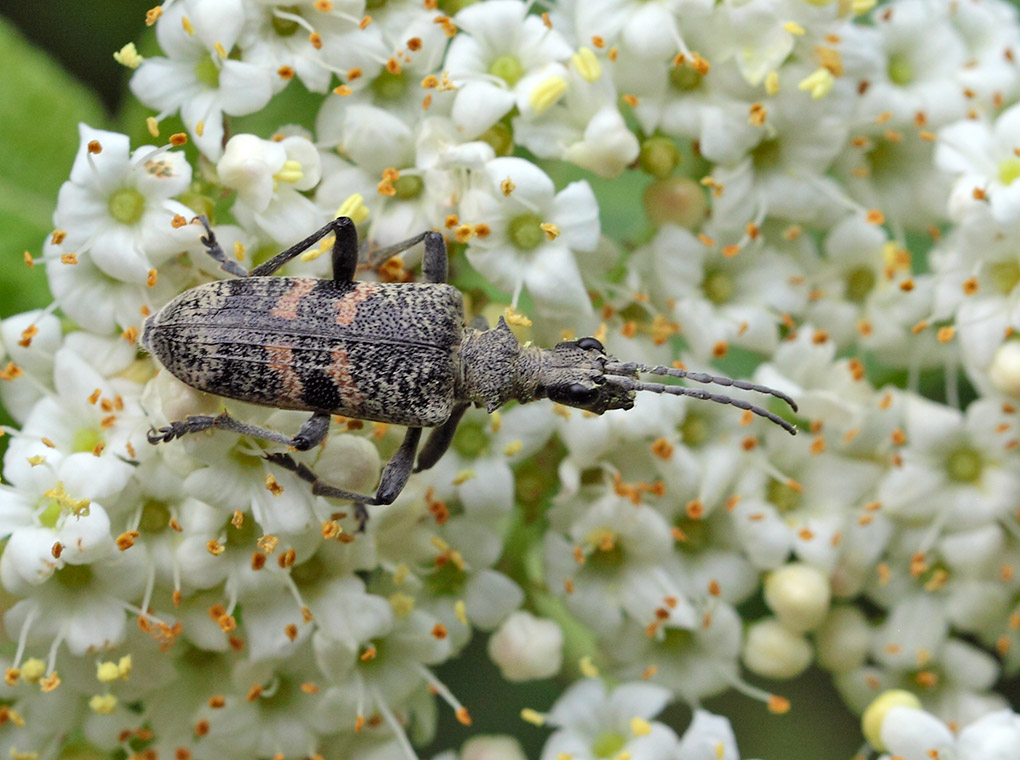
[577,337,604,352]
[548,383,599,406]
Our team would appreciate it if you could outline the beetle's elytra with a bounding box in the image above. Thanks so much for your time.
[143,217,797,526]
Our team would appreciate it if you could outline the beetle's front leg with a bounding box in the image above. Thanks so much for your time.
[265,427,423,530]
[148,411,331,450]
[415,403,469,472]
[193,216,249,277]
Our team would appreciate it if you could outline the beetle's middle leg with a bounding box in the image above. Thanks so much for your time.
[265,427,423,529]
[148,411,331,451]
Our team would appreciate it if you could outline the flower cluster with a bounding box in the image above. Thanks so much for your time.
[5,0,1020,758]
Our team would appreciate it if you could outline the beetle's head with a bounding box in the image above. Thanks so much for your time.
[535,337,638,414]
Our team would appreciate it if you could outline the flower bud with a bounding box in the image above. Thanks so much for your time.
[764,562,831,632]
[461,735,527,760]
[487,611,563,682]
[742,618,813,679]
[989,340,1020,399]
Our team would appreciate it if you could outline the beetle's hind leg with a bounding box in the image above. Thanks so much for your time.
[265,427,423,530]
[148,411,331,450]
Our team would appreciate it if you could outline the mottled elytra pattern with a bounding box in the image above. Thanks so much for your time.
[143,277,465,427]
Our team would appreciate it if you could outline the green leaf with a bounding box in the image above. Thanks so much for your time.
[0,16,108,317]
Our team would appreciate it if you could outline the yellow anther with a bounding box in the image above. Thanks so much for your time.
[798,68,834,99]
[765,71,780,95]
[571,47,602,82]
[521,708,545,726]
[529,76,568,113]
[96,662,121,683]
[43,482,91,517]
[117,655,132,678]
[454,600,468,624]
[452,469,476,485]
[389,592,415,617]
[630,717,652,736]
[579,656,599,678]
[181,15,195,35]
[783,21,806,35]
[214,41,228,59]
[113,43,143,69]
[275,160,304,184]
[336,193,370,225]
[852,0,877,13]
[89,694,118,714]
[541,222,561,240]
[504,440,523,456]
[20,658,45,682]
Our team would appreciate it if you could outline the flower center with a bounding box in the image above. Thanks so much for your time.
[479,122,514,156]
[999,157,1020,186]
[702,269,734,305]
[751,138,783,172]
[108,188,146,225]
[371,69,408,101]
[453,420,489,457]
[425,560,467,596]
[139,500,171,533]
[680,414,709,446]
[508,213,545,251]
[662,627,692,650]
[844,266,876,303]
[946,446,983,483]
[489,55,524,87]
[887,53,913,86]
[291,554,325,585]
[673,517,709,553]
[585,527,625,569]
[669,64,702,92]
[990,261,1020,294]
[38,498,63,528]
[767,478,802,513]
[73,427,103,453]
[271,6,302,36]
[56,563,94,590]
[194,54,221,88]
[592,732,626,759]
[392,174,423,200]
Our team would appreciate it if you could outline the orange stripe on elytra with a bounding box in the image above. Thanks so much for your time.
[327,346,364,413]
[271,279,316,320]
[335,283,380,326]
[266,345,303,404]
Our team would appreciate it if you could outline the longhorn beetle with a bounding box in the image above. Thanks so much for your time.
[143,217,797,526]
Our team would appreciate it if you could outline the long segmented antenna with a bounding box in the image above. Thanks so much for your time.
[605,361,798,412]
[611,377,798,435]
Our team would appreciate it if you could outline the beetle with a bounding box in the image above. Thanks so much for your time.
[142,216,797,525]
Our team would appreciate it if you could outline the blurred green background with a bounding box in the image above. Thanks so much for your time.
[1,2,981,758]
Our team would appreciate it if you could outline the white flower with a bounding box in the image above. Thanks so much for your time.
[53,124,197,284]
[676,710,742,760]
[129,0,274,159]
[937,104,1020,226]
[445,0,573,139]
[540,679,679,760]
[240,0,364,94]
[460,157,599,319]
[217,133,324,244]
